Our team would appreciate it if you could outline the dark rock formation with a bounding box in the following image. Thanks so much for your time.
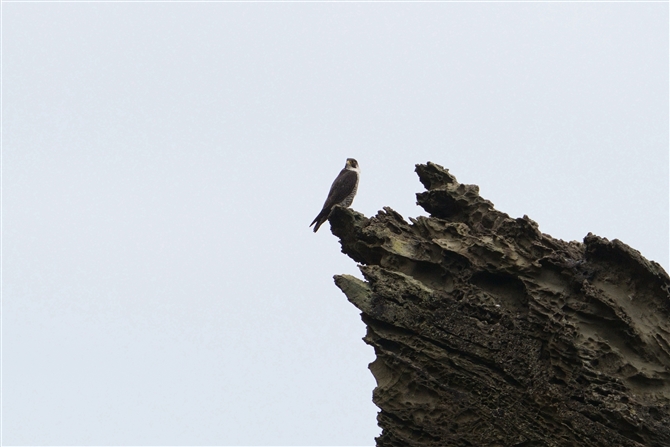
[331,162,670,447]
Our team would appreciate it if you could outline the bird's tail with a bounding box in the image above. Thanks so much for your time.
[309,209,330,233]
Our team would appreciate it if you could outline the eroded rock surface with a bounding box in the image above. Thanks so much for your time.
[332,162,670,447]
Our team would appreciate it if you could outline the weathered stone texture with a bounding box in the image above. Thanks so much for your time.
[332,162,670,447]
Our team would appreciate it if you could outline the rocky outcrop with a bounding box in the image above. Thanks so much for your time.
[331,162,670,447]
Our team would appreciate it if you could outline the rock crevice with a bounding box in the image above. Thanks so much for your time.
[332,162,670,447]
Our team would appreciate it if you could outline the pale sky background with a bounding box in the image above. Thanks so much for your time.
[3,2,668,446]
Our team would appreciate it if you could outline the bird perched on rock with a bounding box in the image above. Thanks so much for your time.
[310,158,360,233]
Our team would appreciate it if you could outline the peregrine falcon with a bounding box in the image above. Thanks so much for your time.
[310,158,360,233]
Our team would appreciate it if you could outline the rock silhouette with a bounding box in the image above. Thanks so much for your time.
[331,162,670,447]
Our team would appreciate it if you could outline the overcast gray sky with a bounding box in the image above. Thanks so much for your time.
[3,2,668,446]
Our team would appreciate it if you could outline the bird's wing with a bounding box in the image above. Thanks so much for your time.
[321,169,358,210]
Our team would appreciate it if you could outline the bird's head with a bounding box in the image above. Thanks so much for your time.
[345,158,359,171]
